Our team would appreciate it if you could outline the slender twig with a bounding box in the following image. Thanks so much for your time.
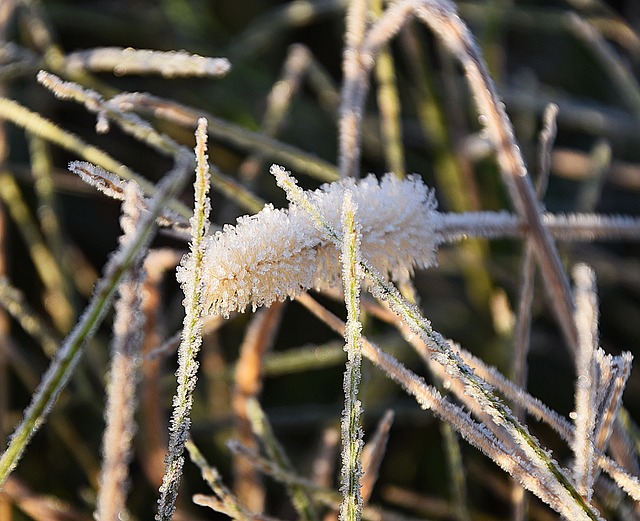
[437,211,640,242]
[64,47,230,78]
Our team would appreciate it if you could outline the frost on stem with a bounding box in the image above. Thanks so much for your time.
[65,47,231,78]
[96,182,146,521]
[339,191,364,521]
[157,118,211,521]
[68,161,186,229]
[200,170,441,317]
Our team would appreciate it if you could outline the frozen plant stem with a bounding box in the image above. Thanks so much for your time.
[339,0,369,178]
[96,183,147,521]
[157,118,211,520]
[339,192,364,521]
[272,166,602,521]
[186,439,257,521]
[65,47,231,78]
[572,264,599,501]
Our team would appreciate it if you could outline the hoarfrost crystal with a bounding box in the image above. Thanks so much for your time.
[196,173,442,317]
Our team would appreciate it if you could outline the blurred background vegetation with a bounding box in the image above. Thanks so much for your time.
[1,0,639,520]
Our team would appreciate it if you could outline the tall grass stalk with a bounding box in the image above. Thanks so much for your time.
[156,118,211,520]
[95,183,147,521]
[339,191,364,521]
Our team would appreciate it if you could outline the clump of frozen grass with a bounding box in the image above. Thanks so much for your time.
[200,172,440,317]
[0,153,191,486]
[1,1,639,519]
[272,165,604,521]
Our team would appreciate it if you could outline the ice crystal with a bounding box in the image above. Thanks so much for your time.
[200,173,441,317]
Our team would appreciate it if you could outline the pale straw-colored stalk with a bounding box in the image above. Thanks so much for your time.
[339,0,369,178]
[64,47,230,78]
[95,183,147,521]
[572,264,600,500]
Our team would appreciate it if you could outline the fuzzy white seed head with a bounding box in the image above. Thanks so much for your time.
[193,173,441,317]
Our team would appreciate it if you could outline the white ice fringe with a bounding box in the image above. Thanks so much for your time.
[193,174,441,317]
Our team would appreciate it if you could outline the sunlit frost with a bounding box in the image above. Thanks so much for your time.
[197,173,442,316]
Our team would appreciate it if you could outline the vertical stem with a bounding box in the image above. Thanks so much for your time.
[339,0,369,178]
[157,119,211,520]
[339,192,364,521]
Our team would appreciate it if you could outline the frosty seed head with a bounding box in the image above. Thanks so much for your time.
[187,172,442,317]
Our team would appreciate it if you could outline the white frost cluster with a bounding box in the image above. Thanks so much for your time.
[196,173,442,317]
